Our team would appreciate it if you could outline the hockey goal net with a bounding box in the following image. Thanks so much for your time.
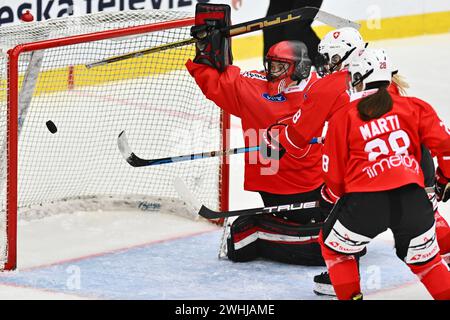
[0,10,230,270]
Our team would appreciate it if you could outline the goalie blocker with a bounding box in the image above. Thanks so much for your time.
[226,186,328,266]
[191,3,233,71]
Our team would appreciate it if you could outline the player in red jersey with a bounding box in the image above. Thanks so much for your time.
[260,27,367,295]
[319,48,450,300]
[268,27,366,153]
[186,3,328,265]
[263,26,450,296]
[389,72,450,268]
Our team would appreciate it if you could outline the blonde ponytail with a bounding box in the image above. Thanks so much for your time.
[392,73,409,96]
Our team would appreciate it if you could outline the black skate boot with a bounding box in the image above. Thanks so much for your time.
[313,271,336,297]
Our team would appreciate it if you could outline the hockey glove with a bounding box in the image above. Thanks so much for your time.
[260,124,286,161]
[191,3,232,72]
[275,118,313,159]
[435,167,450,202]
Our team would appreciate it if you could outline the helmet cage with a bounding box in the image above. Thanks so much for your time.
[349,48,391,91]
[351,69,374,87]
[265,58,294,82]
[329,46,358,72]
[318,27,367,74]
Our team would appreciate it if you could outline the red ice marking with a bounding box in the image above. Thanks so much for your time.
[9,227,220,273]
[0,281,100,300]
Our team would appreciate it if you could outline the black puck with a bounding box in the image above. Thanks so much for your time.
[46,120,57,134]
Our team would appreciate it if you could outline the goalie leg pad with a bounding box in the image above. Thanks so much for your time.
[257,214,324,266]
[227,216,259,262]
[227,214,325,265]
[191,3,232,71]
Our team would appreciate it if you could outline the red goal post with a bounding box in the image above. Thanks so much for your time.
[2,10,230,270]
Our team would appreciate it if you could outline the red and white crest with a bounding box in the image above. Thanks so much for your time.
[333,31,340,39]
[329,241,339,248]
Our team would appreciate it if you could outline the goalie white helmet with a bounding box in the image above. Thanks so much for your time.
[318,27,365,73]
[348,48,392,91]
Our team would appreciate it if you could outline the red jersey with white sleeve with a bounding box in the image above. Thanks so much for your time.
[185,59,323,194]
[322,89,450,200]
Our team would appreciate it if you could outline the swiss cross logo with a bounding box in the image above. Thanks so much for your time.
[410,254,422,261]
[333,31,340,39]
[329,241,339,248]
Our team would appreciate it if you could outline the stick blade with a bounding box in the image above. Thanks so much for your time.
[117,130,146,167]
[315,10,361,29]
[173,177,202,218]
[198,205,221,220]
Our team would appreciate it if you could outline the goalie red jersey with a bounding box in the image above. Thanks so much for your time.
[186,60,323,194]
[323,90,450,199]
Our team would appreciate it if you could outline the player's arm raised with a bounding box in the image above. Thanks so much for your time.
[185,3,243,117]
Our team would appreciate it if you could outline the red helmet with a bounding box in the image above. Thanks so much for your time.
[265,41,312,82]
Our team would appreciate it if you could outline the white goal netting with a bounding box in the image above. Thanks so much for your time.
[0,10,228,269]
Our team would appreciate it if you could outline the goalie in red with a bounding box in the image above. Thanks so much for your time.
[318,48,450,300]
[185,3,330,266]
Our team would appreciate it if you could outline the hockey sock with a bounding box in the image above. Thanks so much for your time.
[435,210,450,256]
[319,232,361,300]
[408,254,450,300]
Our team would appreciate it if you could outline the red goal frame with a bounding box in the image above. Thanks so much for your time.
[5,17,230,270]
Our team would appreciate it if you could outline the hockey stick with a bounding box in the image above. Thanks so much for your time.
[198,201,319,220]
[173,177,202,215]
[86,7,360,68]
[173,177,230,258]
[199,187,437,220]
[117,130,323,167]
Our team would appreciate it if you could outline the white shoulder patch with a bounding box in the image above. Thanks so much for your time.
[284,72,315,93]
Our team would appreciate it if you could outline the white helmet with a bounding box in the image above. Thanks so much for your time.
[348,48,392,90]
[318,27,365,72]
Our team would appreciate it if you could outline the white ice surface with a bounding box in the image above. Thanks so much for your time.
[0,33,449,300]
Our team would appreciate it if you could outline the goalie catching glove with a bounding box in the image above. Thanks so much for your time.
[191,3,233,72]
[435,167,450,202]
